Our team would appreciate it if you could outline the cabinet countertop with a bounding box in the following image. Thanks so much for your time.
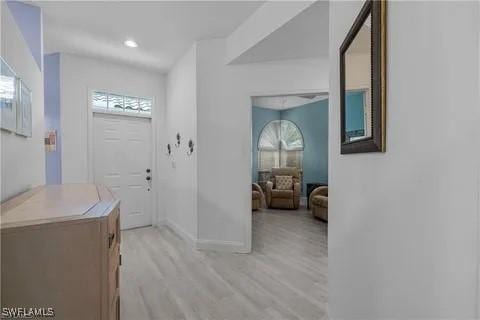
[1,184,119,230]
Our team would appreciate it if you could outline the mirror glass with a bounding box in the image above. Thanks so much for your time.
[343,14,372,143]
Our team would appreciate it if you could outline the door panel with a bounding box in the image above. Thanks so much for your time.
[93,113,152,229]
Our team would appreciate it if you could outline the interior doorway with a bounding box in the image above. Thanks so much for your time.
[248,92,329,315]
[251,92,329,210]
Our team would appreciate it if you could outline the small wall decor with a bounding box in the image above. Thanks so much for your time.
[16,79,32,137]
[187,139,194,156]
[0,57,17,132]
[175,132,181,147]
[166,143,172,156]
[45,130,57,152]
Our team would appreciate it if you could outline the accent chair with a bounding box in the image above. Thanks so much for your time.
[252,183,264,211]
[309,186,328,221]
[265,167,301,210]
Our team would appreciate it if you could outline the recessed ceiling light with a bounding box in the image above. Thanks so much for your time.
[124,40,138,48]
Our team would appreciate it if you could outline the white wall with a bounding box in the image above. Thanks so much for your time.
[478,9,480,318]
[59,53,165,190]
[1,3,45,201]
[160,44,198,240]
[329,1,479,318]
[196,38,329,251]
[225,1,315,64]
[345,53,370,90]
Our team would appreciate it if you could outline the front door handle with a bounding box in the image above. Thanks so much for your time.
[146,176,151,181]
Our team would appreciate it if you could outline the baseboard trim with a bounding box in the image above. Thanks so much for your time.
[157,219,248,253]
[162,219,195,245]
[155,219,166,227]
[196,239,249,253]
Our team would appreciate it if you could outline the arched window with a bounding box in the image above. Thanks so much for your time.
[258,120,304,170]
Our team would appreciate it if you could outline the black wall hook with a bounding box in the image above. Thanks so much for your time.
[175,133,181,148]
[187,139,194,156]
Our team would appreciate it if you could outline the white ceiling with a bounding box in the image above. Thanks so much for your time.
[232,0,329,64]
[35,1,264,72]
[252,94,328,110]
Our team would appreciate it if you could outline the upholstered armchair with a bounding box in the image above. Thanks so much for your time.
[252,183,265,211]
[265,167,301,210]
[309,186,328,221]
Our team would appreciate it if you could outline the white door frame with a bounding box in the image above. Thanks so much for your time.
[86,88,159,226]
[247,87,329,253]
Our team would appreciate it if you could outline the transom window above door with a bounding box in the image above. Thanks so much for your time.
[92,91,152,117]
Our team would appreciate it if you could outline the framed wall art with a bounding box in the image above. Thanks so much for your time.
[16,79,32,137]
[45,130,57,152]
[0,56,17,132]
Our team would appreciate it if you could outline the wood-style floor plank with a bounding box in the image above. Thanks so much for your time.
[121,207,328,320]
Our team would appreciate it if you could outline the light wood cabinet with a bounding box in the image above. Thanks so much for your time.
[1,184,121,320]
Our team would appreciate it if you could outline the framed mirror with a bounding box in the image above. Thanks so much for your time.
[340,0,386,154]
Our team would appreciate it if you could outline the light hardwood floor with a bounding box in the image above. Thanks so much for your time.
[120,207,328,320]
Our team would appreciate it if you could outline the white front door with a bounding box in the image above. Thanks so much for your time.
[93,113,152,229]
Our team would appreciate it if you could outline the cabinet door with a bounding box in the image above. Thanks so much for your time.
[107,206,121,315]
[110,295,120,320]
[108,244,120,307]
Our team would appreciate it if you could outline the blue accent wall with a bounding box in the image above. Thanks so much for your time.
[282,99,329,195]
[345,91,365,132]
[44,53,62,184]
[252,99,329,196]
[6,1,43,71]
[252,107,280,183]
